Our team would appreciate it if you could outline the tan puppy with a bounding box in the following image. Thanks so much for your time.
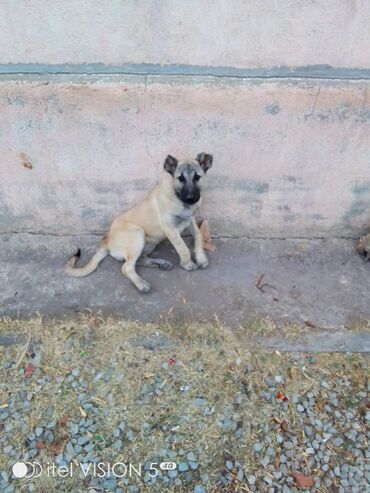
[65,153,213,292]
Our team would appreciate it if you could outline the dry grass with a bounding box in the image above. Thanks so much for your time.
[0,315,369,492]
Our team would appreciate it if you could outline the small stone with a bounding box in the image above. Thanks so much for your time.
[178,462,189,472]
[333,438,344,447]
[297,404,305,412]
[187,452,196,462]
[194,486,205,493]
[247,475,256,485]
[264,475,272,485]
[184,471,193,483]
[305,426,313,436]
[84,443,94,453]
[77,436,89,446]
[192,398,206,407]
[253,442,263,453]
[71,423,79,435]
[126,430,134,441]
[35,427,43,437]
[266,447,275,457]
[260,456,269,468]
[1,471,9,482]
[103,478,116,490]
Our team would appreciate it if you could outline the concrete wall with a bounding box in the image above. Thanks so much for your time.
[0,0,369,70]
[0,1,370,238]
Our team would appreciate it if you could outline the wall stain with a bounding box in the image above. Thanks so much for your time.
[44,94,63,115]
[209,175,269,194]
[94,178,153,195]
[207,176,269,219]
[5,94,28,106]
[352,183,370,196]
[265,103,280,115]
[20,152,33,169]
[279,175,309,192]
[277,204,298,222]
[284,176,297,183]
[312,214,327,221]
[304,104,370,124]
[343,181,370,223]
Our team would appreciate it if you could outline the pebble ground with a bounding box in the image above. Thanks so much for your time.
[0,316,369,492]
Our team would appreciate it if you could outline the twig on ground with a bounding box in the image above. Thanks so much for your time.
[255,274,277,293]
[14,334,31,369]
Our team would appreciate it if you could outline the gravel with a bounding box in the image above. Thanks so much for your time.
[0,317,369,492]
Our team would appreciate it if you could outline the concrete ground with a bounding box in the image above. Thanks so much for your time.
[0,234,369,352]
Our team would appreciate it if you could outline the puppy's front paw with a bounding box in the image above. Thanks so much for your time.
[195,252,208,269]
[181,260,198,271]
[137,280,151,293]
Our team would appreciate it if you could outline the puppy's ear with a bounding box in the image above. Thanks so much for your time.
[196,153,213,173]
[164,155,178,176]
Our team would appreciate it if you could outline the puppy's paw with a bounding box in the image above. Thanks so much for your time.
[195,252,208,269]
[158,260,173,271]
[181,260,198,271]
[137,280,151,293]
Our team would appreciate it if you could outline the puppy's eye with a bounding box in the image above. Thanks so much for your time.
[178,175,186,183]
[193,174,201,182]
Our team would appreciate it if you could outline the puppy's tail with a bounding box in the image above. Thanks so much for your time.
[65,245,108,278]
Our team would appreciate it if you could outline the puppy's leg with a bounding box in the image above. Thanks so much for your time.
[189,218,208,268]
[137,256,173,270]
[113,225,151,293]
[162,226,197,271]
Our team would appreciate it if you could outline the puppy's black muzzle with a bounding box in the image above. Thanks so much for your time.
[176,190,200,206]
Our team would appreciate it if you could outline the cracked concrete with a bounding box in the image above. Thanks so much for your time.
[0,234,369,352]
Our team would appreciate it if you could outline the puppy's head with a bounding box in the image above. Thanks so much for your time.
[164,153,213,206]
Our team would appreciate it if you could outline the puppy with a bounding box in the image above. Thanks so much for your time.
[65,153,213,292]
